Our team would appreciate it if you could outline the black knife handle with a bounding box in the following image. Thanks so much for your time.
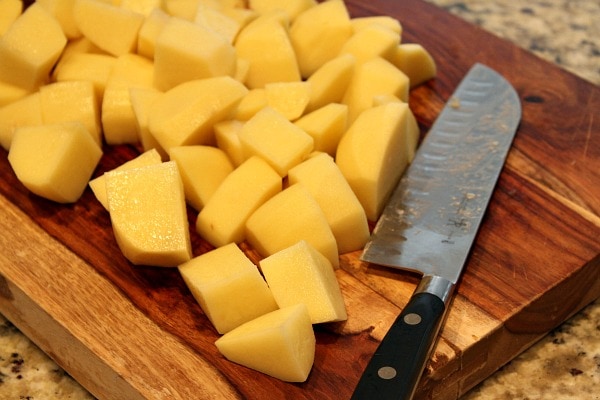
[351,291,447,400]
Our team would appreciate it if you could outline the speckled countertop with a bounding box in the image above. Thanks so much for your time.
[1,1,599,399]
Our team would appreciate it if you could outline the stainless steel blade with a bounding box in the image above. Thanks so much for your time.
[361,63,521,283]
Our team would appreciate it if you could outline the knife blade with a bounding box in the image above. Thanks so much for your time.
[351,63,521,400]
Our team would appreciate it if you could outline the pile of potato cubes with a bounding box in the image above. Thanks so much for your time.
[0,0,436,382]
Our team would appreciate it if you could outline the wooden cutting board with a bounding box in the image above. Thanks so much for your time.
[1,0,599,399]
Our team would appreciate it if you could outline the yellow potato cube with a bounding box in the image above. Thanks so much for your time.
[246,183,339,268]
[339,24,400,64]
[194,4,241,44]
[0,92,43,150]
[215,303,315,382]
[288,153,369,254]
[0,4,66,90]
[8,121,102,203]
[51,36,107,81]
[136,8,170,59]
[336,102,415,221]
[342,57,409,123]
[54,53,117,101]
[294,103,347,156]
[214,119,247,167]
[120,0,162,16]
[169,145,234,211]
[289,0,352,78]
[40,80,101,146]
[102,53,154,144]
[0,79,29,107]
[248,0,316,21]
[234,13,300,89]
[265,81,311,121]
[196,156,281,247]
[129,87,167,158]
[154,16,236,91]
[239,107,314,177]
[260,240,346,323]
[37,0,81,39]
[148,76,248,151]
[73,0,144,56]
[162,0,200,20]
[105,161,192,267]
[305,53,355,113]
[178,243,278,334]
[350,16,402,35]
[391,43,437,88]
[89,148,162,209]
[232,88,267,121]
[0,0,22,37]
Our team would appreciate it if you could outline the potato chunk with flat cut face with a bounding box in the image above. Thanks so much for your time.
[239,106,313,177]
[196,156,281,248]
[245,183,338,268]
[215,304,315,382]
[0,4,67,91]
[105,161,192,267]
[336,102,416,221]
[0,92,43,150]
[8,121,102,203]
[288,152,369,254]
[260,240,347,324]
[179,243,278,334]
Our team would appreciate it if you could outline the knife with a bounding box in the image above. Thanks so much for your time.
[351,63,521,400]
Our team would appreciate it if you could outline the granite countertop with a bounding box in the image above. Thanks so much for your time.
[1,1,599,399]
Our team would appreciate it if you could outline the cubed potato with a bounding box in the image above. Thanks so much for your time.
[178,243,278,334]
[293,103,347,156]
[339,24,400,64]
[0,0,22,37]
[53,53,117,101]
[260,240,346,323]
[0,4,67,91]
[129,87,167,158]
[246,183,339,268]
[0,92,43,150]
[194,3,241,44]
[232,88,267,121]
[51,36,107,81]
[154,16,236,91]
[40,80,102,146]
[289,0,352,78]
[168,145,234,211]
[89,148,162,209]
[73,0,144,56]
[248,0,316,21]
[305,53,355,113]
[390,43,437,88]
[215,304,315,382]
[336,102,415,221]
[239,107,313,177]
[196,156,281,247]
[288,152,369,254]
[0,80,29,107]
[214,119,247,167]
[8,121,102,203]
[37,0,81,39]
[350,15,402,35]
[137,8,170,59]
[234,12,300,89]
[102,53,155,144]
[105,161,192,267]
[162,0,200,20]
[148,76,247,151]
[264,81,311,121]
[120,0,162,16]
[342,57,409,123]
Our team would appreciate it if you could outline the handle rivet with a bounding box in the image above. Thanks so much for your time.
[404,313,422,325]
[378,366,397,380]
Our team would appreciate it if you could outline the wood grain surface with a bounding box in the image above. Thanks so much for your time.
[0,0,599,399]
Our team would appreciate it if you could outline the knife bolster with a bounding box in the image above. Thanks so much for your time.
[415,275,455,306]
